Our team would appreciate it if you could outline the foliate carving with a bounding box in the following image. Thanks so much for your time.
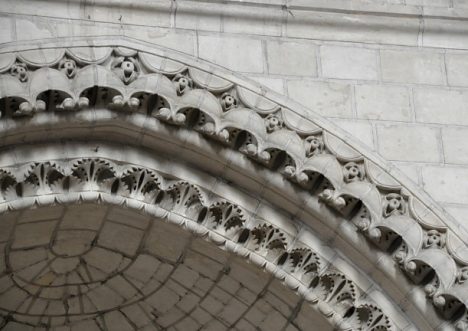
[10,62,28,82]
[318,189,346,210]
[0,156,398,331]
[283,248,320,286]
[111,56,139,84]
[457,267,468,284]
[343,161,365,183]
[206,201,245,235]
[121,167,161,200]
[349,304,394,331]
[172,73,193,95]
[57,97,89,111]
[246,224,287,261]
[71,158,115,186]
[14,100,46,117]
[58,57,77,78]
[304,135,324,156]
[221,92,238,111]
[109,94,140,111]
[424,229,446,249]
[265,114,284,133]
[383,193,406,217]
[316,273,356,318]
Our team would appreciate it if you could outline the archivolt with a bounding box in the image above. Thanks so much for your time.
[0,37,467,330]
[0,146,395,331]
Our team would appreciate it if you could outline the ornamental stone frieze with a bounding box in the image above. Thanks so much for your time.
[0,38,467,330]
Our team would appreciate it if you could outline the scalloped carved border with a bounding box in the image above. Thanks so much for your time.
[0,156,395,331]
[0,39,467,330]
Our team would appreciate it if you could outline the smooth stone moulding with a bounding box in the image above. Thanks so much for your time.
[281,107,321,135]
[189,67,233,93]
[323,131,362,162]
[409,197,446,230]
[139,52,186,75]
[115,46,138,57]
[67,47,112,64]
[0,53,16,73]
[365,160,402,190]
[446,232,468,265]
[236,85,280,114]
[18,48,65,67]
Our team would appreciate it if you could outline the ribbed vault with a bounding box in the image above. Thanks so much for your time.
[0,37,467,331]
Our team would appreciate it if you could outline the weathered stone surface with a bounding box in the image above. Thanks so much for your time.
[320,45,378,80]
[266,40,317,76]
[413,87,468,125]
[355,84,412,121]
[377,124,441,162]
[198,35,264,73]
[287,80,353,117]
[423,166,468,204]
[446,53,468,87]
[380,50,445,85]
[442,127,468,164]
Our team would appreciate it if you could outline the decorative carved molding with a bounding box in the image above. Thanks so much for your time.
[0,156,395,331]
[0,40,467,330]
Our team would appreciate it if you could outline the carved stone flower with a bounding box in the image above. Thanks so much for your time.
[265,114,283,133]
[424,229,445,248]
[221,92,237,111]
[59,58,77,78]
[343,161,364,182]
[172,74,193,95]
[112,56,139,84]
[304,135,324,156]
[383,193,406,217]
[10,62,28,82]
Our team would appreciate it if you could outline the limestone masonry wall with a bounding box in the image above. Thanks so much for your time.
[1,0,468,232]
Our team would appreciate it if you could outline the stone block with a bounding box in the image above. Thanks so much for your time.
[103,310,134,331]
[413,87,468,125]
[218,298,248,324]
[393,162,421,185]
[422,166,468,204]
[15,17,55,41]
[107,206,149,229]
[376,124,441,162]
[172,265,200,288]
[446,53,468,87]
[12,221,56,249]
[61,204,106,230]
[0,16,13,44]
[355,84,412,121]
[146,286,180,313]
[333,119,375,149]
[442,127,468,164]
[145,221,190,263]
[320,45,378,80]
[198,35,264,73]
[98,222,143,256]
[266,40,317,76]
[380,50,445,85]
[445,205,468,234]
[248,76,285,93]
[287,80,353,117]
[124,26,197,55]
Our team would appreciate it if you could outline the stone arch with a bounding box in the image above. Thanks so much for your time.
[0,37,466,331]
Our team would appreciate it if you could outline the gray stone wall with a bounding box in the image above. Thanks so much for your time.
[1,0,467,231]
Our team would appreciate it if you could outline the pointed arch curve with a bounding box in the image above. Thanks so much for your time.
[0,37,467,330]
